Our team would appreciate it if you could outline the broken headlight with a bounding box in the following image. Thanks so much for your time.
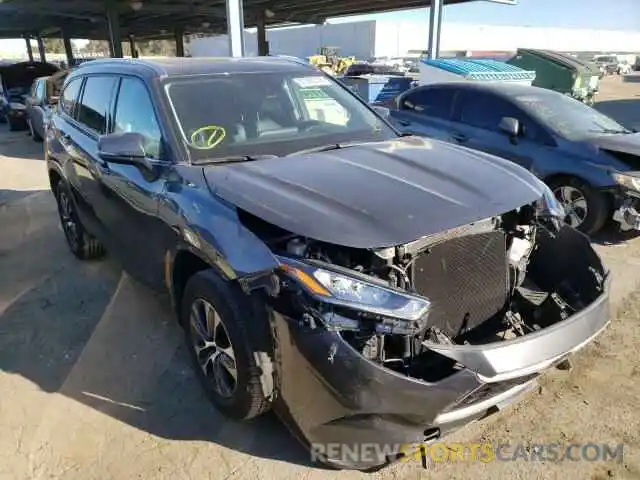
[535,181,566,229]
[612,172,640,193]
[279,257,430,322]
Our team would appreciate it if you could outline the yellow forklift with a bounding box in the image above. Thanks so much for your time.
[308,47,355,75]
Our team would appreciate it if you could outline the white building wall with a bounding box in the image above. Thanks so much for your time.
[188,20,640,59]
[188,21,376,59]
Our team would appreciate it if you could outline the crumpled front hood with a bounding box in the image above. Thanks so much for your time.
[203,136,545,248]
[584,133,640,158]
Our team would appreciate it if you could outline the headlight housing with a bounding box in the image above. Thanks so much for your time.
[612,172,640,193]
[535,181,566,229]
[278,257,431,325]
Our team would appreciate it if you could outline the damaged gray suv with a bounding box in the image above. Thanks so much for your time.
[46,57,610,471]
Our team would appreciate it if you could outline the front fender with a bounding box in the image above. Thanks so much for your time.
[534,148,618,188]
[159,166,279,281]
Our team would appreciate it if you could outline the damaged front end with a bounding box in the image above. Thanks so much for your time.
[242,190,609,471]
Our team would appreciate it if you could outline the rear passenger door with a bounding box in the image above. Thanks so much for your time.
[66,75,119,234]
[390,86,457,141]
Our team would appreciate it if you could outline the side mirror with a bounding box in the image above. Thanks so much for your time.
[499,117,520,137]
[98,132,152,169]
[371,105,391,119]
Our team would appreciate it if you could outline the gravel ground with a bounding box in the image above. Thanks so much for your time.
[1,75,639,480]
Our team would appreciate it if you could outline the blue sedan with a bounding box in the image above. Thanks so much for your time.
[390,81,640,235]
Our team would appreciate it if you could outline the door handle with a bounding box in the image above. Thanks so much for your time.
[451,132,468,143]
[397,119,412,127]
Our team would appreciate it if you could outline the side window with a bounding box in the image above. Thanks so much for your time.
[36,81,46,100]
[76,76,117,134]
[459,92,521,132]
[113,77,162,159]
[60,78,82,116]
[401,88,456,120]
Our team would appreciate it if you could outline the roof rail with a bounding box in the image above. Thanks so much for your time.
[268,54,310,66]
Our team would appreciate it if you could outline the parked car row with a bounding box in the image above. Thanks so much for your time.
[43,57,611,472]
[0,61,59,131]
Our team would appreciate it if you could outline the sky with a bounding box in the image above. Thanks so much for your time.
[1,0,638,56]
[332,0,640,30]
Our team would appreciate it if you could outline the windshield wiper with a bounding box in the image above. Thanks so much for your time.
[287,141,371,156]
[192,154,278,165]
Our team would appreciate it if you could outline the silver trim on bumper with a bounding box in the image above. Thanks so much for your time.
[422,279,610,383]
[434,380,538,425]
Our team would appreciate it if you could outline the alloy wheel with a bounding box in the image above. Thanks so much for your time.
[553,185,588,228]
[189,298,238,398]
[58,189,79,251]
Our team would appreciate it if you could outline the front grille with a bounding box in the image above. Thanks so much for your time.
[412,231,508,338]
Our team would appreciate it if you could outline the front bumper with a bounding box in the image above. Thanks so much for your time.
[272,278,610,470]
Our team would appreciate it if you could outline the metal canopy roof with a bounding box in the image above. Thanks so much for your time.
[0,0,471,40]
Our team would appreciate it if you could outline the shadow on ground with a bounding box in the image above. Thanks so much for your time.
[0,195,315,469]
[0,188,44,206]
[622,74,640,84]
[592,220,640,246]
[594,98,640,129]
[0,123,44,161]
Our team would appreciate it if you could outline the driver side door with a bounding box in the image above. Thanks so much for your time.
[91,75,169,289]
[449,91,549,172]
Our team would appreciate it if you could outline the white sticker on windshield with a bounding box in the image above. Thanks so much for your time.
[293,76,332,88]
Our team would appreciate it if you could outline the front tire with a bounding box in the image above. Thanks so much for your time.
[54,181,105,260]
[548,177,609,235]
[181,270,272,420]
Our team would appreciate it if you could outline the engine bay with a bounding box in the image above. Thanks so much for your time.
[238,202,607,381]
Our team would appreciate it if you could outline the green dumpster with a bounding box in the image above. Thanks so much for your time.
[507,49,601,104]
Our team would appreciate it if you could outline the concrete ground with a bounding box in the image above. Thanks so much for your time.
[1,75,640,480]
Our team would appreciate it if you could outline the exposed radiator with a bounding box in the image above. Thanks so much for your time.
[412,231,508,338]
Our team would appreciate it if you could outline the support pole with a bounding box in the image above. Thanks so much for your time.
[36,35,46,63]
[129,35,138,58]
[106,0,123,58]
[175,28,185,57]
[256,12,269,56]
[24,34,33,62]
[427,0,443,59]
[62,33,74,67]
[225,0,245,57]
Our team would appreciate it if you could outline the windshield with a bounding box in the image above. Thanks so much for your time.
[166,70,397,161]
[514,91,631,140]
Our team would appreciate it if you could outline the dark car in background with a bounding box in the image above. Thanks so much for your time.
[0,61,59,131]
[25,69,69,142]
[390,81,640,235]
[46,57,609,471]
[594,55,619,76]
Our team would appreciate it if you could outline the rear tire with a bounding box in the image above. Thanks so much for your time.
[54,181,106,260]
[28,119,43,142]
[181,269,272,420]
[548,176,609,235]
[8,117,23,131]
